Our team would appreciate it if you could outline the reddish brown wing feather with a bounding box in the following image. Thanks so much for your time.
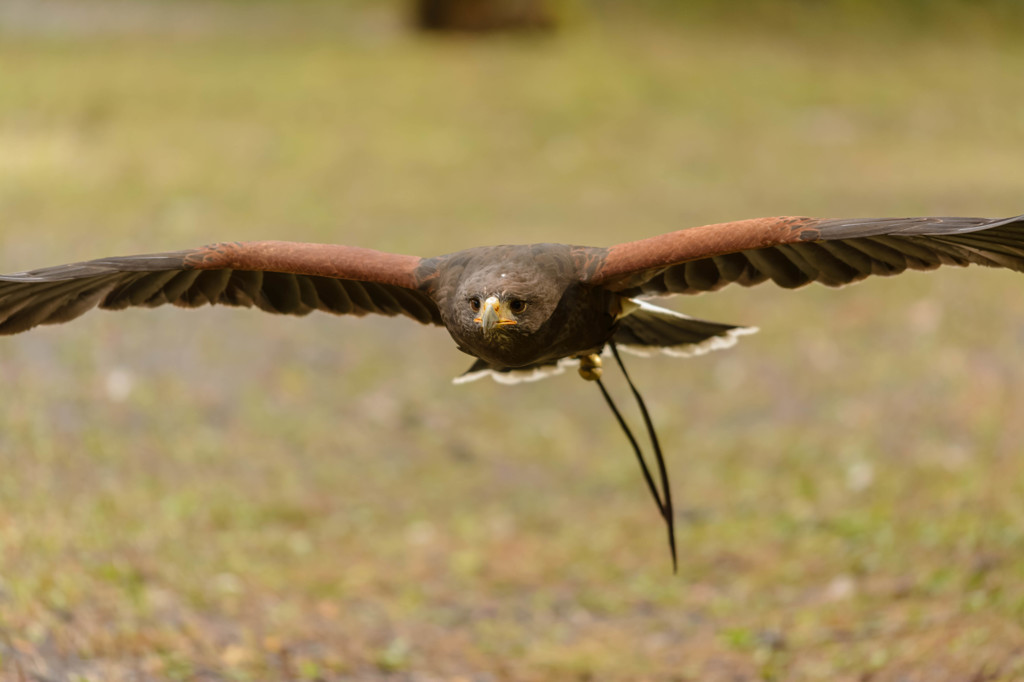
[583,217,816,289]
[185,241,422,288]
[0,241,441,335]
[587,215,1024,296]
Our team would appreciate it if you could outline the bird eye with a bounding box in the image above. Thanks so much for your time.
[509,299,528,314]
[469,297,481,312]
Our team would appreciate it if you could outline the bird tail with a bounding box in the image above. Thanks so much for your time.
[453,357,572,384]
[613,298,757,357]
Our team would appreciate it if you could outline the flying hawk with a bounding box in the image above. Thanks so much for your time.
[3,214,1023,568]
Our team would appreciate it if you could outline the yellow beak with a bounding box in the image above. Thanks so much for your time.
[478,295,501,333]
[476,295,517,334]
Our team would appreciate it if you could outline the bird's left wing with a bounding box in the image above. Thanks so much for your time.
[584,215,1024,297]
[0,241,442,335]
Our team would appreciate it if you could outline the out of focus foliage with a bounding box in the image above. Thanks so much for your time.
[617,0,1023,37]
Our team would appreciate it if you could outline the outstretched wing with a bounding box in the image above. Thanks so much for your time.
[0,241,442,335]
[586,215,1024,296]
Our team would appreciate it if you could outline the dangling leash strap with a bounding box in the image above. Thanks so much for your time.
[586,341,677,572]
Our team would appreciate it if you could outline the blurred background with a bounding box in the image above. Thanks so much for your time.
[1,1,1023,679]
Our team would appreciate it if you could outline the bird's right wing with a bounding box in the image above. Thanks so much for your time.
[0,241,443,335]
[585,215,1024,297]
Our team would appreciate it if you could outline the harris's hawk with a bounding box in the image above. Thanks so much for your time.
[3,214,1024,569]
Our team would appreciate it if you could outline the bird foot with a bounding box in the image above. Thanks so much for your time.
[577,353,603,381]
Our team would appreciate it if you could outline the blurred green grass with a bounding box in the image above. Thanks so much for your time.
[2,2,1024,680]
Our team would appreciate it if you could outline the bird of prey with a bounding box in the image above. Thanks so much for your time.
[3,214,1024,569]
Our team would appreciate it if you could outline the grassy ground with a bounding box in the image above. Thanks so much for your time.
[2,2,1024,680]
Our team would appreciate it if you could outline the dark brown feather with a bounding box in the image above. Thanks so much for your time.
[0,242,442,334]
[591,215,1024,296]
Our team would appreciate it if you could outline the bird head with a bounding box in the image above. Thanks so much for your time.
[444,248,578,366]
